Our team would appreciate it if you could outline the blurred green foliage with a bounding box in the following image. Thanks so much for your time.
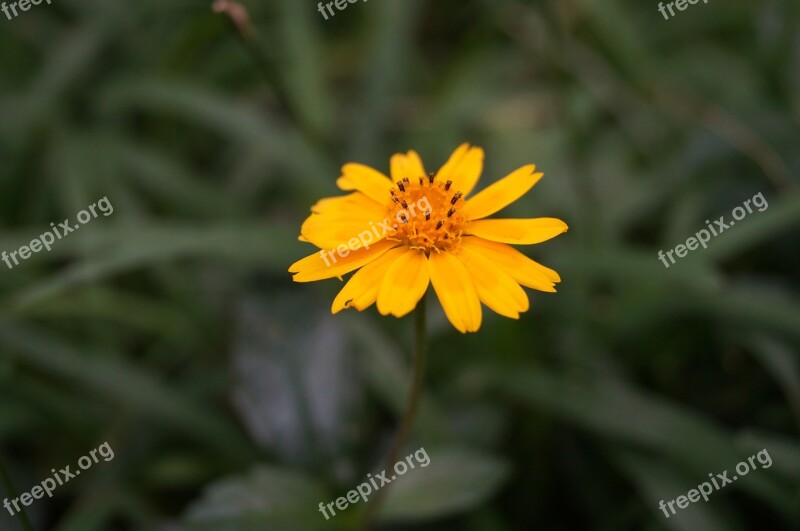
[1,0,799,529]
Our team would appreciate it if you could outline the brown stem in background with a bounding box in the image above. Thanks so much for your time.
[211,0,332,157]
[212,0,255,39]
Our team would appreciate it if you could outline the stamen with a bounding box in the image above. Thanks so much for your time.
[387,171,465,253]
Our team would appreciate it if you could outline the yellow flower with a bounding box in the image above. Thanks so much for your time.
[289,144,568,333]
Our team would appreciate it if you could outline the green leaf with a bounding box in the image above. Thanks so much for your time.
[379,448,509,522]
[231,296,362,464]
[184,467,333,531]
[613,450,742,531]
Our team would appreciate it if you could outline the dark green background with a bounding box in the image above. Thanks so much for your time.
[1,0,799,529]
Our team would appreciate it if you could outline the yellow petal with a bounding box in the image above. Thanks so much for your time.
[377,249,430,318]
[456,246,529,319]
[466,218,568,245]
[463,165,543,221]
[437,143,484,197]
[301,192,391,249]
[428,251,482,333]
[336,163,393,204]
[310,192,385,216]
[390,151,426,182]
[332,247,408,313]
[289,239,398,282]
[301,216,387,251]
[461,236,560,290]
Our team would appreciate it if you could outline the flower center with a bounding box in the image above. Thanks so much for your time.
[386,172,466,253]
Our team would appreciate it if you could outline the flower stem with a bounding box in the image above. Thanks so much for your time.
[358,297,427,531]
[0,455,35,531]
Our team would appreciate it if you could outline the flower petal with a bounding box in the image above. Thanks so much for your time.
[336,163,393,204]
[462,165,543,221]
[332,247,408,313]
[301,218,388,251]
[461,236,560,290]
[310,192,385,216]
[301,192,390,250]
[390,151,426,182]
[377,249,430,318]
[428,251,482,333]
[437,143,484,198]
[289,239,398,282]
[456,246,529,319]
[466,218,568,245]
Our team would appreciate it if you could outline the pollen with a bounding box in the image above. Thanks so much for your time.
[387,172,466,253]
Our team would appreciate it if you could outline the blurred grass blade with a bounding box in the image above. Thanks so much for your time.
[612,450,742,531]
[7,224,299,308]
[476,365,800,522]
[0,321,255,462]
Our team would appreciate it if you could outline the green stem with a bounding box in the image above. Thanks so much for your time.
[0,455,35,531]
[358,297,427,531]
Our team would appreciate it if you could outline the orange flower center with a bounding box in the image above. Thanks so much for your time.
[386,173,466,253]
